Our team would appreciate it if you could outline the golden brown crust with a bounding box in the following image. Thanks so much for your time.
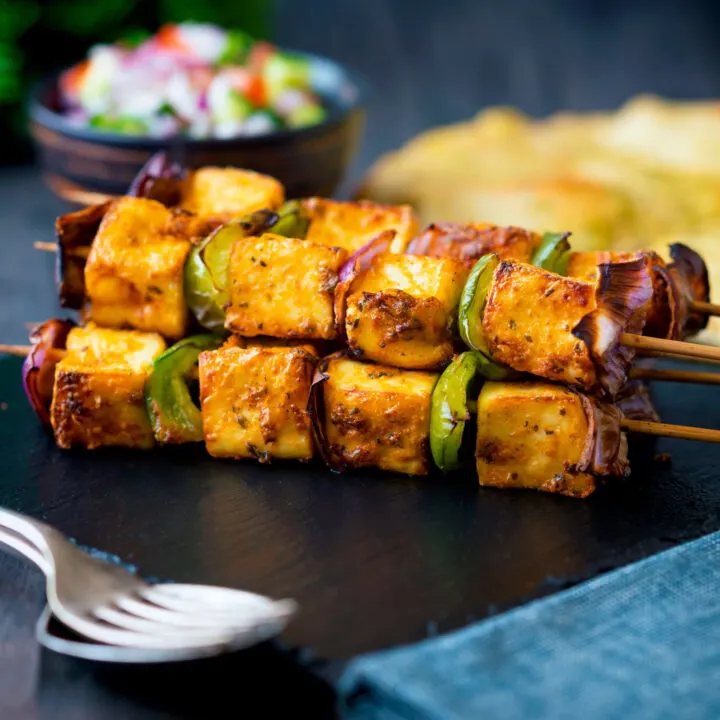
[314,355,438,476]
[84,197,216,340]
[49,325,166,450]
[51,366,156,450]
[474,381,597,498]
[199,344,316,462]
[225,233,347,340]
[345,289,454,370]
[179,167,285,223]
[407,222,541,266]
[302,197,418,253]
[482,261,598,391]
[340,254,467,370]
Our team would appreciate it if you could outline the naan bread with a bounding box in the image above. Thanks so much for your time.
[359,94,720,342]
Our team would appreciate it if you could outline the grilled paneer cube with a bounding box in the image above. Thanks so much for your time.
[345,254,468,369]
[302,198,418,253]
[84,197,215,339]
[482,261,598,390]
[198,342,317,461]
[226,233,347,339]
[180,167,285,221]
[407,222,541,266]
[51,324,166,450]
[320,355,438,475]
[475,382,596,498]
[565,251,640,283]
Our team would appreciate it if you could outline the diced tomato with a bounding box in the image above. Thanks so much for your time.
[224,67,267,107]
[60,60,89,98]
[155,23,190,53]
[248,41,275,73]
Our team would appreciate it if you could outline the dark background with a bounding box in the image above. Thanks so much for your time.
[4,0,720,173]
[2,1,720,718]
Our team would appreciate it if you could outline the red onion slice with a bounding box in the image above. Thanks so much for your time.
[668,243,711,339]
[21,319,75,428]
[572,258,654,398]
[573,390,630,478]
[334,230,397,339]
[56,201,112,309]
[127,150,188,206]
[307,352,347,472]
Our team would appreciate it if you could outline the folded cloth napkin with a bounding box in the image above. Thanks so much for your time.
[338,531,720,720]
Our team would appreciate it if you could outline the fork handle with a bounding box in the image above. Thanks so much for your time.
[0,527,51,575]
[0,507,63,563]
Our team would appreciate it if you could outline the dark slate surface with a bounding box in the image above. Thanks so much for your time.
[3,0,720,717]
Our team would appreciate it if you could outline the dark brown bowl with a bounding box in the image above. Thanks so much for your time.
[29,51,366,205]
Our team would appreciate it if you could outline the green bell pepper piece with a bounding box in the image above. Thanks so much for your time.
[430,351,484,473]
[530,231,572,275]
[271,200,311,238]
[458,253,499,357]
[184,209,278,332]
[145,334,224,444]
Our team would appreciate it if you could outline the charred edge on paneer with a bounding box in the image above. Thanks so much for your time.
[198,341,317,462]
[475,381,628,499]
[407,222,542,266]
[50,324,166,450]
[311,353,439,476]
[83,197,218,340]
[344,254,468,370]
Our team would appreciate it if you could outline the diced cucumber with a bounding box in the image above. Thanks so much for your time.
[263,51,312,101]
[89,114,148,135]
[285,102,327,128]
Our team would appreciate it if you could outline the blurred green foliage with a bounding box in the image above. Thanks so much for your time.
[0,0,274,163]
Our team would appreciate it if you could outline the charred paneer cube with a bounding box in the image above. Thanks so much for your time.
[51,323,166,450]
[302,198,418,253]
[320,355,438,475]
[226,233,347,339]
[475,381,596,498]
[198,342,317,461]
[407,222,541,266]
[482,261,597,390]
[84,197,214,340]
[180,167,285,221]
[565,251,638,283]
[345,254,468,369]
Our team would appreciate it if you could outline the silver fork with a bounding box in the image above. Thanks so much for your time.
[0,508,296,653]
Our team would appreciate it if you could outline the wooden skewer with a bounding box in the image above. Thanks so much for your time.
[2,342,720,443]
[34,242,90,259]
[0,344,30,357]
[621,333,720,363]
[629,367,720,385]
[622,419,720,443]
[689,300,720,317]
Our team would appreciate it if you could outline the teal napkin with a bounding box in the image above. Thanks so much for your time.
[338,531,720,719]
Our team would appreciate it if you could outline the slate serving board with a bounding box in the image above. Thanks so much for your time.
[1,352,719,666]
